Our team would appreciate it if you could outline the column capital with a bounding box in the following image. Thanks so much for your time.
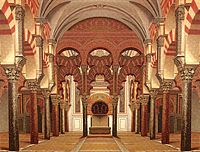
[112,65,119,73]
[141,95,149,106]
[157,35,165,47]
[175,4,185,20]
[3,65,20,81]
[180,66,196,81]
[134,99,140,109]
[15,4,25,21]
[81,65,88,73]
[144,39,152,45]
[42,89,50,99]
[60,100,66,109]
[48,39,56,45]
[35,35,43,47]
[149,89,158,99]
[51,95,60,105]
[27,80,39,92]
[34,17,46,24]
[162,80,173,92]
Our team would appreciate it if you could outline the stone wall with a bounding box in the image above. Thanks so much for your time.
[192,92,200,132]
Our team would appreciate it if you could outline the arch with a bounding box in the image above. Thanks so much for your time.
[25,0,39,17]
[164,28,176,56]
[24,28,36,55]
[56,39,82,55]
[82,39,117,65]
[161,0,175,17]
[185,0,200,34]
[118,39,144,54]
[87,93,112,115]
[0,0,15,34]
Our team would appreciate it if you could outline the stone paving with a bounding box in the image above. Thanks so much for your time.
[0,132,199,151]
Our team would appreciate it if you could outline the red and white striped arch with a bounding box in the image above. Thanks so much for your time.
[25,0,39,17]
[164,28,176,55]
[0,0,15,35]
[24,28,36,55]
[185,0,200,34]
[161,0,175,17]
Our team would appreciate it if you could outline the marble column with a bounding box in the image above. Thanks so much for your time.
[141,95,149,136]
[27,80,39,144]
[180,66,195,151]
[82,96,88,137]
[51,95,59,136]
[65,102,69,132]
[43,90,51,140]
[162,80,172,144]
[134,99,140,134]
[60,100,66,134]
[131,103,135,132]
[112,95,118,137]
[149,90,157,140]
[3,66,20,151]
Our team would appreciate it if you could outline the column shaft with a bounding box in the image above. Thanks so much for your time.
[141,104,148,136]
[52,104,59,136]
[44,95,50,140]
[30,91,38,144]
[162,91,170,144]
[60,107,65,134]
[8,79,19,150]
[181,80,192,151]
[131,110,135,132]
[150,95,156,139]
[112,102,117,137]
[65,105,69,132]
[82,102,88,137]
[135,108,140,134]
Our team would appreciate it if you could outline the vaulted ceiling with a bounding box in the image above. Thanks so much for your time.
[38,0,162,41]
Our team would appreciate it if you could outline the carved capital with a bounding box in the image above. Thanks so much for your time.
[3,65,20,81]
[60,100,66,109]
[81,65,88,74]
[144,39,152,45]
[157,35,165,47]
[35,17,46,24]
[48,39,56,45]
[175,5,185,21]
[146,53,152,63]
[15,5,25,21]
[141,95,149,106]
[149,89,158,100]
[48,54,54,62]
[51,95,60,105]
[27,80,39,91]
[162,80,173,92]
[180,66,196,81]
[112,65,119,73]
[35,36,43,47]
[42,89,50,99]
[134,99,140,109]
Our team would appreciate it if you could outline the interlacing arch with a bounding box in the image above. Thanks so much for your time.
[164,28,176,55]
